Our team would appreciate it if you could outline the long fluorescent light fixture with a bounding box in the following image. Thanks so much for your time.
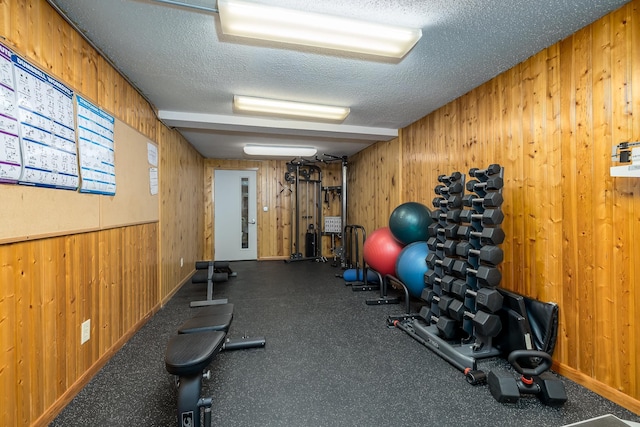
[218,0,422,58]
[244,144,317,157]
[234,95,350,121]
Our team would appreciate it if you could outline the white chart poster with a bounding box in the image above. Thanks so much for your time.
[13,53,78,189]
[0,43,22,182]
[76,95,115,195]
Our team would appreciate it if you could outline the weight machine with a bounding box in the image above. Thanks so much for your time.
[285,160,323,261]
[285,155,348,264]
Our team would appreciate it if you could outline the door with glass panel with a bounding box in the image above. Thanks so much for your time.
[214,169,257,260]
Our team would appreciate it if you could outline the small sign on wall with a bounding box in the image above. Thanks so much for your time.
[611,142,640,177]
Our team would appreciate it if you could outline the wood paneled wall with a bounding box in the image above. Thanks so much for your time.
[158,126,204,300]
[348,1,640,413]
[204,159,342,260]
[0,224,158,426]
[347,138,402,233]
[1,1,203,425]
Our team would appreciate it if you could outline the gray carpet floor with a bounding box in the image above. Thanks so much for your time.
[51,260,640,426]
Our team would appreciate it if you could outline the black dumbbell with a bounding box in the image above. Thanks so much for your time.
[469,164,501,180]
[418,306,458,340]
[432,195,463,209]
[437,171,462,184]
[426,237,458,256]
[456,226,505,245]
[431,209,462,224]
[466,176,504,192]
[447,209,463,222]
[427,223,459,240]
[455,242,504,265]
[452,260,502,287]
[462,192,503,208]
[421,289,455,311]
[460,209,504,226]
[437,224,459,239]
[435,181,463,195]
[487,350,567,406]
[427,223,440,238]
[424,272,458,293]
[446,304,502,337]
[425,253,456,273]
[450,283,504,313]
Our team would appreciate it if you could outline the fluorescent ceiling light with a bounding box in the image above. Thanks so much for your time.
[243,144,317,157]
[234,95,350,121]
[218,0,422,59]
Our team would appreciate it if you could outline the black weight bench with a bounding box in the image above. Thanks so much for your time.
[190,263,229,308]
[178,306,266,350]
[165,331,226,427]
[193,260,237,283]
[165,303,265,427]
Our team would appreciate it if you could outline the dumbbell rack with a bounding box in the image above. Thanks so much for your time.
[389,165,506,372]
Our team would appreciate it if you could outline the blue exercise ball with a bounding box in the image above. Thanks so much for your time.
[343,268,380,283]
[395,241,429,298]
[388,202,432,245]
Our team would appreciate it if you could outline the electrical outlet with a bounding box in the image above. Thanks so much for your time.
[180,257,184,267]
[81,319,91,345]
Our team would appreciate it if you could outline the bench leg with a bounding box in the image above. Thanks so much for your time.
[176,374,207,427]
[223,336,266,351]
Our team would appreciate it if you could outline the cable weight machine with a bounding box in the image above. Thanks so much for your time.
[285,159,323,261]
[284,155,348,264]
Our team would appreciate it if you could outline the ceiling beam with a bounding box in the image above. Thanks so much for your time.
[157,110,398,141]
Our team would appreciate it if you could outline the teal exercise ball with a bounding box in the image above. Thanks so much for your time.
[395,241,429,298]
[389,202,432,245]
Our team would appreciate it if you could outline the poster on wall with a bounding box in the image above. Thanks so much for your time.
[13,51,78,190]
[0,42,22,183]
[76,95,116,195]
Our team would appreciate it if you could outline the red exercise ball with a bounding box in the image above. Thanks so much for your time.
[363,227,404,276]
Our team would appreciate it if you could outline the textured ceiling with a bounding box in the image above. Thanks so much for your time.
[50,0,629,160]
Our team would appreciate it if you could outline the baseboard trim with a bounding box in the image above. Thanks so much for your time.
[553,362,640,415]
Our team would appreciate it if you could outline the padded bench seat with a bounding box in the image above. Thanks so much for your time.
[193,303,234,317]
[165,331,226,376]
[178,313,233,334]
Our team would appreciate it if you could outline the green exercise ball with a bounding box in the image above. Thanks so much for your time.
[388,202,432,245]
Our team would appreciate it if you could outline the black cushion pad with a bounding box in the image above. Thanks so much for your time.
[165,331,225,376]
[193,303,234,317]
[191,270,208,284]
[178,313,233,334]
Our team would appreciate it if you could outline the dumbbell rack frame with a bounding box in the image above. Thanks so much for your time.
[389,165,506,373]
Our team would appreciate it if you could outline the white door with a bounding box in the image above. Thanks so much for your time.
[214,170,257,260]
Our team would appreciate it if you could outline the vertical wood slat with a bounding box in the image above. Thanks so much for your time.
[558,34,578,371]
[0,243,17,424]
[592,11,615,387]
[629,1,640,400]
[573,23,598,379]
[609,5,634,395]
